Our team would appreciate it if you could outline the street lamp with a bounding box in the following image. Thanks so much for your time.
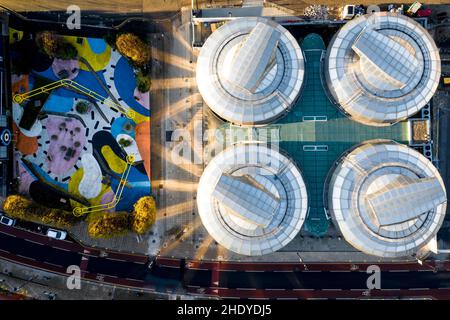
[296,252,308,271]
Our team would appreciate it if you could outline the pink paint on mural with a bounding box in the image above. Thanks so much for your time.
[133,87,150,110]
[45,116,86,175]
[100,189,116,212]
[18,161,35,195]
[52,58,80,80]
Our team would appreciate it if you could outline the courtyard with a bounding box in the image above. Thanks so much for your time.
[9,30,153,246]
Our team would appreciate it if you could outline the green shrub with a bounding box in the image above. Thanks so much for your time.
[75,101,90,114]
[54,41,78,60]
[135,70,151,93]
[103,32,117,49]
[118,138,132,147]
[35,31,78,60]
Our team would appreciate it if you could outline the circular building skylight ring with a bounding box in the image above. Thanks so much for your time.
[356,166,429,240]
[197,17,305,126]
[197,143,308,256]
[327,140,447,258]
[214,170,289,239]
[325,13,440,126]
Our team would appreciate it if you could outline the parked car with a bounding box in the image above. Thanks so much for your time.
[406,1,422,16]
[341,5,355,20]
[416,8,432,17]
[46,228,67,240]
[0,214,16,227]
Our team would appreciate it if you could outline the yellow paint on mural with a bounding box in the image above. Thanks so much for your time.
[68,168,112,209]
[132,113,150,125]
[64,36,111,71]
[9,28,23,44]
[101,145,127,174]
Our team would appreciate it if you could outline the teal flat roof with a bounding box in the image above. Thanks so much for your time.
[217,33,409,236]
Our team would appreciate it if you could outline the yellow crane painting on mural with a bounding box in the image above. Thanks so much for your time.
[72,154,135,217]
[13,79,136,119]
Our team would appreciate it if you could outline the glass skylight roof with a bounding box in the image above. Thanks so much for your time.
[196,17,305,126]
[327,140,447,258]
[197,143,308,256]
[325,12,440,126]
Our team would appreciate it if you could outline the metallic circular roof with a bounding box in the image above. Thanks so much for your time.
[196,17,305,126]
[325,12,440,126]
[327,140,447,258]
[197,143,308,256]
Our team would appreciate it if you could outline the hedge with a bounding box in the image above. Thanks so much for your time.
[3,194,77,228]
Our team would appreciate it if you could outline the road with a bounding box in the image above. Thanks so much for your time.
[211,270,450,290]
[154,258,450,299]
[0,224,152,287]
[3,224,450,299]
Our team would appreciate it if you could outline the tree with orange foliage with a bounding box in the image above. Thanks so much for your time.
[116,33,151,67]
[131,196,156,234]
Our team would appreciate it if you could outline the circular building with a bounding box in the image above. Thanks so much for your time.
[325,12,440,126]
[196,17,305,126]
[327,140,447,258]
[197,143,308,256]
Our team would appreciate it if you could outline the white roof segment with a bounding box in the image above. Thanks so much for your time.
[196,17,305,126]
[197,143,308,256]
[325,12,441,126]
[366,177,446,226]
[212,174,279,228]
[352,27,419,89]
[327,140,447,258]
[224,22,281,93]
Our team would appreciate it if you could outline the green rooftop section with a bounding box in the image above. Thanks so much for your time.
[216,33,409,237]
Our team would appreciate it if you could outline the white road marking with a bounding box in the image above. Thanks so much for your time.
[53,247,71,252]
[265,288,286,291]
[322,288,342,291]
[293,288,314,291]
[0,231,16,237]
[44,262,63,268]
[17,254,34,261]
[23,239,44,245]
